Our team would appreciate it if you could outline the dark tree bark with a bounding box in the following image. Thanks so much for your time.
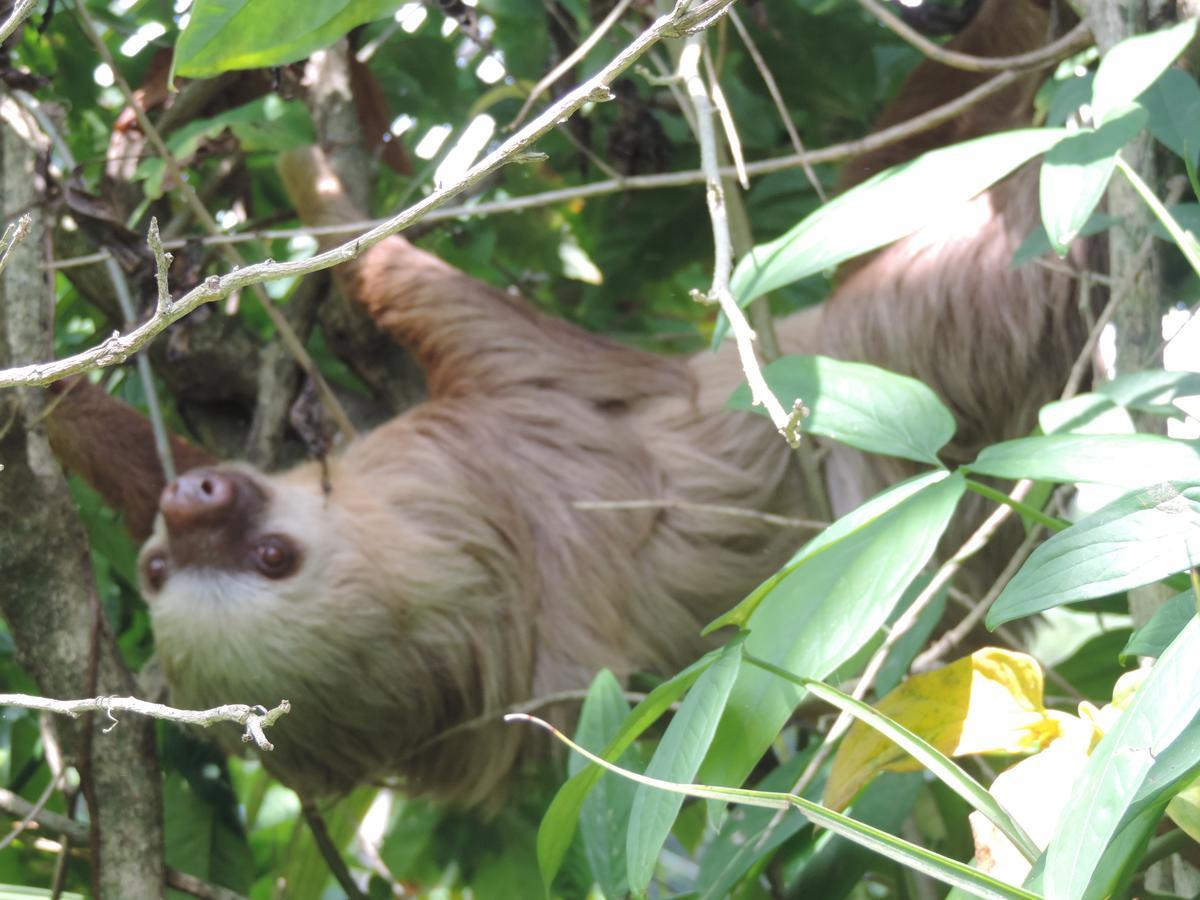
[0,97,165,898]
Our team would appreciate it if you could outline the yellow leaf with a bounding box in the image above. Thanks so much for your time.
[1168,782,1200,843]
[971,714,1095,883]
[824,648,1061,811]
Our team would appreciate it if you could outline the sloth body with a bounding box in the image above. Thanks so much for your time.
[48,0,1087,805]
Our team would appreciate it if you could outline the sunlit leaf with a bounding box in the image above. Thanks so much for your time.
[823,650,1058,830]
[988,482,1200,627]
[701,474,964,797]
[174,0,401,77]
[729,129,1066,306]
[728,355,955,465]
[968,433,1200,488]
[1044,618,1200,899]
[1091,18,1199,122]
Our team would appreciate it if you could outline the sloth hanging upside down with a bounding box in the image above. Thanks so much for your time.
[46,0,1089,806]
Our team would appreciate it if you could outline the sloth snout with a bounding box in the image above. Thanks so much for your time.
[161,470,238,532]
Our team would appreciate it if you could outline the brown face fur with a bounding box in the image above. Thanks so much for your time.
[49,0,1090,805]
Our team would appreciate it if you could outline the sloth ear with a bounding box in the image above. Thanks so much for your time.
[44,377,216,542]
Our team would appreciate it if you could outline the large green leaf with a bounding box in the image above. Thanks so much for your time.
[988,482,1200,628]
[968,433,1200,488]
[1091,18,1200,123]
[626,639,743,893]
[1044,618,1200,899]
[1039,104,1148,254]
[174,0,401,77]
[1099,368,1200,414]
[708,471,952,634]
[570,671,640,900]
[729,129,1066,305]
[536,650,719,889]
[700,473,965,795]
[728,355,955,466]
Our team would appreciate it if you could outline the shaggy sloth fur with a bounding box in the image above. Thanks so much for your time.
[47,0,1089,806]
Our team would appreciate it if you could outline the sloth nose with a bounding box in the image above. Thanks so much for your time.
[161,470,237,531]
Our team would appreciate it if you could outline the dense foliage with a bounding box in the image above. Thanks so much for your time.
[4,0,1200,898]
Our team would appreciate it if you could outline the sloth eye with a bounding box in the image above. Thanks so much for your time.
[252,535,300,579]
[141,551,169,592]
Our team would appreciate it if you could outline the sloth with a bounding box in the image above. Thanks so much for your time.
[46,0,1087,806]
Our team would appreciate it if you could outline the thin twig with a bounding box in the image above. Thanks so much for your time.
[681,34,799,444]
[0,0,35,44]
[703,44,748,189]
[574,498,827,529]
[857,0,1092,73]
[45,66,1029,275]
[911,518,1044,671]
[0,770,63,853]
[408,687,649,756]
[104,254,178,481]
[72,2,360,442]
[147,216,172,313]
[302,803,369,900]
[509,0,636,129]
[0,695,291,751]
[2,0,739,389]
[10,89,180,483]
[728,8,825,201]
[0,214,32,277]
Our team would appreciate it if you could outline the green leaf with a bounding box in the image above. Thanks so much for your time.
[1139,68,1200,163]
[728,355,955,465]
[174,0,401,77]
[1151,203,1200,241]
[1037,393,1127,436]
[707,471,952,634]
[1098,368,1200,415]
[1044,618,1200,899]
[1091,18,1200,123]
[536,650,719,890]
[524,717,1040,900]
[1011,212,1117,268]
[626,639,744,893]
[729,128,1067,306]
[1122,590,1196,660]
[797,678,1040,863]
[700,473,965,796]
[570,671,639,900]
[1039,104,1148,255]
[968,433,1200,488]
[163,774,254,895]
[988,482,1200,628]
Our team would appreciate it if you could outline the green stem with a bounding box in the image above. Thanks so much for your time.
[964,479,1067,531]
[1116,154,1200,279]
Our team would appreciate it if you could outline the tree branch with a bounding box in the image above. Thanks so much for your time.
[0,0,740,390]
[0,695,291,751]
[857,0,1092,72]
